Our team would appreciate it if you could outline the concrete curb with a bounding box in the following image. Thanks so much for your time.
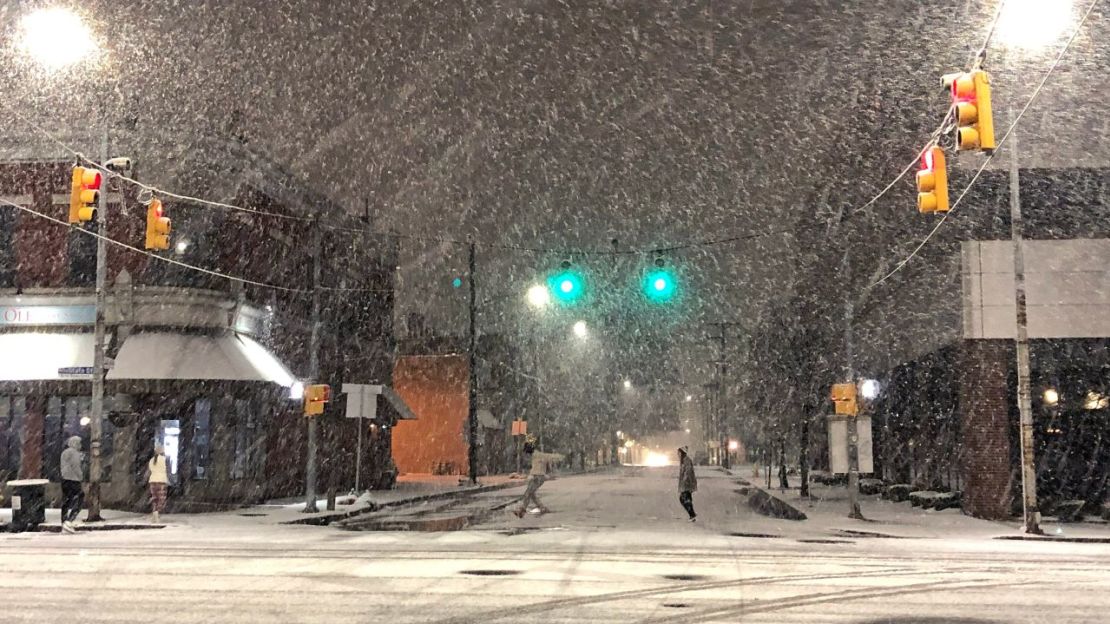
[285,479,527,526]
[727,469,808,521]
[3,522,165,533]
[995,535,1110,544]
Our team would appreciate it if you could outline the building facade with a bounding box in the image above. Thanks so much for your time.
[0,137,399,510]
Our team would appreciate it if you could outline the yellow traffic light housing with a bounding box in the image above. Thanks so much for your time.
[830,382,859,416]
[916,146,949,213]
[68,166,101,224]
[947,69,995,152]
[144,198,171,250]
[304,384,331,416]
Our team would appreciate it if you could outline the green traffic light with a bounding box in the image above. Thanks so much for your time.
[643,268,678,303]
[547,270,585,304]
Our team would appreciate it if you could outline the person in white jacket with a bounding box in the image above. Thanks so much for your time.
[513,438,564,518]
[147,445,169,523]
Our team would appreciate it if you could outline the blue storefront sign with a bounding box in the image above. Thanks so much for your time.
[0,304,96,326]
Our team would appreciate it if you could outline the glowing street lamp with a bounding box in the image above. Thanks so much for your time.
[18,8,99,71]
[860,379,881,400]
[623,379,632,389]
[995,0,1074,51]
[572,320,587,338]
[526,284,550,308]
[1043,388,1060,406]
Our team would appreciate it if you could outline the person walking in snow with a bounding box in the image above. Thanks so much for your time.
[677,446,698,522]
[147,444,169,523]
[59,436,85,534]
[514,437,564,518]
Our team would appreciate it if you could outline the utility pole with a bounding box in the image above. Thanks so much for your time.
[86,127,109,522]
[303,217,322,513]
[707,322,741,469]
[467,241,479,484]
[842,252,864,520]
[1008,108,1042,535]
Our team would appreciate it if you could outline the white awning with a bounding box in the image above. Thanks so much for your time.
[107,332,295,386]
[0,332,94,381]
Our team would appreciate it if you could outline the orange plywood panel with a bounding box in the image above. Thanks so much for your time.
[391,355,469,475]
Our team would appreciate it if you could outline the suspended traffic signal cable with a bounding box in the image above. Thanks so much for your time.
[0,106,313,223]
[847,0,1010,220]
[869,0,1100,289]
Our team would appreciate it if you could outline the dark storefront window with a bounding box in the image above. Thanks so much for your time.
[193,398,211,480]
[0,396,24,480]
[231,399,250,480]
[43,397,64,481]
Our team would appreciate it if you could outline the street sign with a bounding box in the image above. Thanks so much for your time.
[342,384,382,419]
[827,414,874,474]
[58,366,94,378]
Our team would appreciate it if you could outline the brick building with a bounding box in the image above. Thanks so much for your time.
[0,134,400,510]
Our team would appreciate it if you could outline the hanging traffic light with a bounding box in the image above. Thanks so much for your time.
[304,384,331,416]
[946,69,995,152]
[642,257,678,303]
[916,145,949,214]
[144,198,171,250]
[830,382,859,416]
[68,166,101,224]
[547,261,586,305]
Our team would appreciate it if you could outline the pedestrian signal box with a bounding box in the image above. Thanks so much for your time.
[830,382,859,416]
[303,384,331,416]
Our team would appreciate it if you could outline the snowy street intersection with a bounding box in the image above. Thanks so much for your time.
[3,467,1109,623]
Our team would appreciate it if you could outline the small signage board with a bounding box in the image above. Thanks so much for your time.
[511,420,528,436]
[342,384,382,419]
[58,366,94,378]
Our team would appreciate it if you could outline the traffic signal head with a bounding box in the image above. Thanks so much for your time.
[304,384,331,416]
[946,70,995,152]
[547,263,586,305]
[68,166,101,224]
[144,198,171,250]
[642,266,678,303]
[830,382,859,416]
[916,146,949,213]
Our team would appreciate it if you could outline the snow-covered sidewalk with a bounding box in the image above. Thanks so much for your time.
[731,465,1110,542]
[1,473,526,531]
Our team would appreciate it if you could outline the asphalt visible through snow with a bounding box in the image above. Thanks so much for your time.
[3,467,1109,623]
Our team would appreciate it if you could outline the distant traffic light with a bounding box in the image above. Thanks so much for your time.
[642,258,678,303]
[945,69,995,152]
[144,198,171,250]
[830,382,859,416]
[916,145,949,214]
[68,166,101,224]
[452,277,463,289]
[547,261,586,305]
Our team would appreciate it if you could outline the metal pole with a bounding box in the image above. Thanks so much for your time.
[1009,110,1042,535]
[303,217,322,512]
[355,396,363,494]
[843,254,864,520]
[716,331,729,470]
[86,126,109,522]
[467,241,479,484]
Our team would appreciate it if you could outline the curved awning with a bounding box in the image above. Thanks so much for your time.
[108,332,295,386]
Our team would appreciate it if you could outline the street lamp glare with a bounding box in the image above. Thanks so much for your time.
[995,0,1074,51]
[1043,388,1060,406]
[526,284,550,308]
[623,379,632,389]
[860,379,881,400]
[573,320,587,338]
[685,394,693,402]
[560,279,574,294]
[18,8,98,71]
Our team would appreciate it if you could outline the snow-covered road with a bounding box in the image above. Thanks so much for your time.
[3,467,1109,623]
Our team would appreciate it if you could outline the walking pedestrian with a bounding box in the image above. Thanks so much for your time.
[60,436,85,534]
[514,437,564,518]
[147,444,169,523]
[677,446,698,522]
